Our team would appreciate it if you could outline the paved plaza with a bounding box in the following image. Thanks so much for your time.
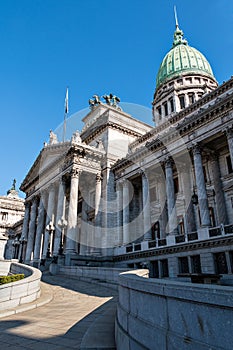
[0,274,117,350]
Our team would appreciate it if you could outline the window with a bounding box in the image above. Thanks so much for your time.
[226,155,233,174]
[188,94,195,105]
[151,221,160,240]
[169,98,174,112]
[160,259,169,277]
[214,252,228,274]
[157,107,162,120]
[177,216,185,235]
[174,177,179,194]
[191,255,201,273]
[179,95,185,109]
[209,207,216,227]
[178,257,189,273]
[150,261,159,278]
[1,212,8,221]
[163,102,168,116]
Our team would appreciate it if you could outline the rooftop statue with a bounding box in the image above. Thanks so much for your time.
[49,130,58,145]
[89,95,101,109]
[71,130,82,144]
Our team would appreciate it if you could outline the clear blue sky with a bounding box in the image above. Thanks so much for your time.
[1,0,233,197]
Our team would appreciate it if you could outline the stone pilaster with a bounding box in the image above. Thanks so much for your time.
[192,145,211,227]
[165,159,177,234]
[226,127,233,168]
[182,169,196,233]
[25,197,39,263]
[53,177,66,256]
[142,172,152,240]
[210,154,228,225]
[122,179,130,245]
[42,184,56,259]
[65,168,80,262]
[33,192,47,263]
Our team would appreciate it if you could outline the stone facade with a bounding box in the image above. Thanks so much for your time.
[18,21,233,281]
[0,186,25,259]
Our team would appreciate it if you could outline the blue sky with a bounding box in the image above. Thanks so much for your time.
[1,0,233,197]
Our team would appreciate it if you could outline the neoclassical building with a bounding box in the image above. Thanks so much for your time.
[18,20,233,277]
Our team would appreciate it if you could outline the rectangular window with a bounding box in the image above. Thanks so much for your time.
[178,257,189,273]
[150,260,159,278]
[177,216,185,235]
[174,177,179,194]
[179,95,185,109]
[151,221,160,240]
[160,259,169,277]
[191,255,202,273]
[169,98,174,112]
[163,102,168,116]
[188,94,195,104]
[214,252,228,274]
[226,155,233,174]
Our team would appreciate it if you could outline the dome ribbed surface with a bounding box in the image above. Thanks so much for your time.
[156,44,215,88]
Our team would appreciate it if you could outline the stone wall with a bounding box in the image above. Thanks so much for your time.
[116,270,233,350]
[0,260,41,311]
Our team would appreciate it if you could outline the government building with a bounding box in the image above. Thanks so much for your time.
[16,19,233,280]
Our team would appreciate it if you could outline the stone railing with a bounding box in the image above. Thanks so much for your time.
[55,265,131,288]
[116,270,233,350]
[0,260,41,311]
[114,224,233,257]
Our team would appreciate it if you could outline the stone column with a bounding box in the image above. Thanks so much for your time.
[122,180,130,245]
[210,155,228,225]
[142,172,152,240]
[33,192,46,264]
[42,184,56,259]
[192,145,211,227]
[182,169,196,233]
[165,159,177,234]
[226,127,233,168]
[116,181,123,246]
[53,177,66,256]
[157,176,168,238]
[93,173,102,254]
[25,197,39,263]
[21,202,31,240]
[65,168,79,261]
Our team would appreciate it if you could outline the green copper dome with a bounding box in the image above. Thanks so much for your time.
[156,24,216,88]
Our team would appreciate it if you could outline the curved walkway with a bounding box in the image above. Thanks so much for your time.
[0,274,118,350]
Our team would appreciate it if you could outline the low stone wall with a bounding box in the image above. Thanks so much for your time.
[0,260,41,311]
[57,265,130,287]
[116,270,233,350]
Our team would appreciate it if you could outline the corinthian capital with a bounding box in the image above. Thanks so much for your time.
[70,168,80,179]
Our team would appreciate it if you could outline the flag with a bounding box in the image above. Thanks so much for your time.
[65,87,69,114]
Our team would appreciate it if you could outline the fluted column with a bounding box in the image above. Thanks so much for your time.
[21,202,31,240]
[93,173,102,254]
[25,197,39,263]
[157,176,168,238]
[53,177,66,256]
[142,172,152,240]
[116,181,123,246]
[165,159,177,234]
[193,145,211,227]
[211,154,228,225]
[182,169,196,232]
[65,168,80,258]
[122,180,130,245]
[33,192,46,263]
[226,127,233,167]
[42,184,56,258]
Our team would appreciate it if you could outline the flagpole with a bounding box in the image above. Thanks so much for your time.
[63,87,68,142]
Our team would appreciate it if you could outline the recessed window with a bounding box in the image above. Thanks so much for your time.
[188,94,195,104]
[174,177,179,194]
[169,98,174,112]
[160,259,169,277]
[191,255,202,273]
[226,155,233,174]
[178,256,189,273]
[163,102,168,116]
[179,95,185,109]
[2,212,8,221]
[214,252,228,274]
